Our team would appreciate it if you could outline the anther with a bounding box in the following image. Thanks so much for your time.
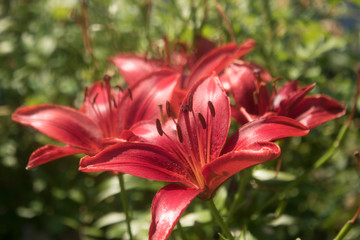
[128,88,133,100]
[166,101,171,117]
[208,101,215,117]
[156,119,163,136]
[176,123,183,143]
[92,93,99,105]
[103,74,111,83]
[112,96,118,108]
[84,86,88,100]
[188,94,193,112]
[115,85,123,92]
[181,104,190,113]
[198,113,207,129]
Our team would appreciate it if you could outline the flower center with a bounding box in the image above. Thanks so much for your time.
[155,97,216,190]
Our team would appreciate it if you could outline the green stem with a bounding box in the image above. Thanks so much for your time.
[334,204,360,240]
[118,174,133,240]
[207,199,234,240]
[334,220,353,240]
[227,169,252,224]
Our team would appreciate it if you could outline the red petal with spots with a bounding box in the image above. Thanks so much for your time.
[178,74,230,162]
[149,184,201,240]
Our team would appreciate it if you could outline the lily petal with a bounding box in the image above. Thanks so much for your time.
[12,104,103,150]
[203,142,280,195]
[178,74,230,161]
[26,144,84,170]
[119,69,179,130]
[79,142,194,186]
[290,95,346,129]
[222,116,309,154]
[110,54,164,85]
[224,63,258,113]
[276,82,315,116]
[149,184,202,240]
[184,39,255,89]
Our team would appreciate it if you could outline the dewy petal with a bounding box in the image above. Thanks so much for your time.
[26,144,85,170]
[79,142,194,186]
[203,142,280,195]
[178,74,230,161]
[119,69,179,130]
[290,95,346,129]
[222,116,309,154]
[149,184,202,240]
[183,39,255,89]
[12,104,103,150]
[110,54,164,85]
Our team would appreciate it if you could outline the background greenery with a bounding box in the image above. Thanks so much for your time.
[1,0,360,239]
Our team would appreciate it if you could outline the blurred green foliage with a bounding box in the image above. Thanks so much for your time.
[1,0,360,239]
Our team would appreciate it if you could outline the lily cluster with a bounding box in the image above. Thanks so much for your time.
[13,38,345,240]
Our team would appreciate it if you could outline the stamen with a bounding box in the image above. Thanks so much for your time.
[208,101,215,117]
[166,101,171,118]
[156,119,163,136]
[92,93,99,105]
[115,85,123,92]
[112,96,118,108]
[198,113,207,129]
[128,88,133,100]
[181,104,190,113]
[103,74,111,82]
[84,86,88,101]
[188,94,193,112]
[176,123,183,143]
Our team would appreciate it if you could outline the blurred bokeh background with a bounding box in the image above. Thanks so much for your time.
[1,0,360,239]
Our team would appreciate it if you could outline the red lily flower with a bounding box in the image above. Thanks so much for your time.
[222,62,346,129]
[111,37,255,113]
[79,74,309,240]
[12,70,179,169]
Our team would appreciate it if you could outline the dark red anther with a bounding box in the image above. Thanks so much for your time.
[103,74,111,82]
[92,93,99,105]
[84,86,89,101]
[156,119,163,136]
[112,96,118,108]
[128,88,133,100]
[198,113,207,129]
[176,123,183,143]
[181,104,190,113]
[188,94,193,112]
[115,85,123,92]
[208,101,215,117]
[166,101,171,117]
